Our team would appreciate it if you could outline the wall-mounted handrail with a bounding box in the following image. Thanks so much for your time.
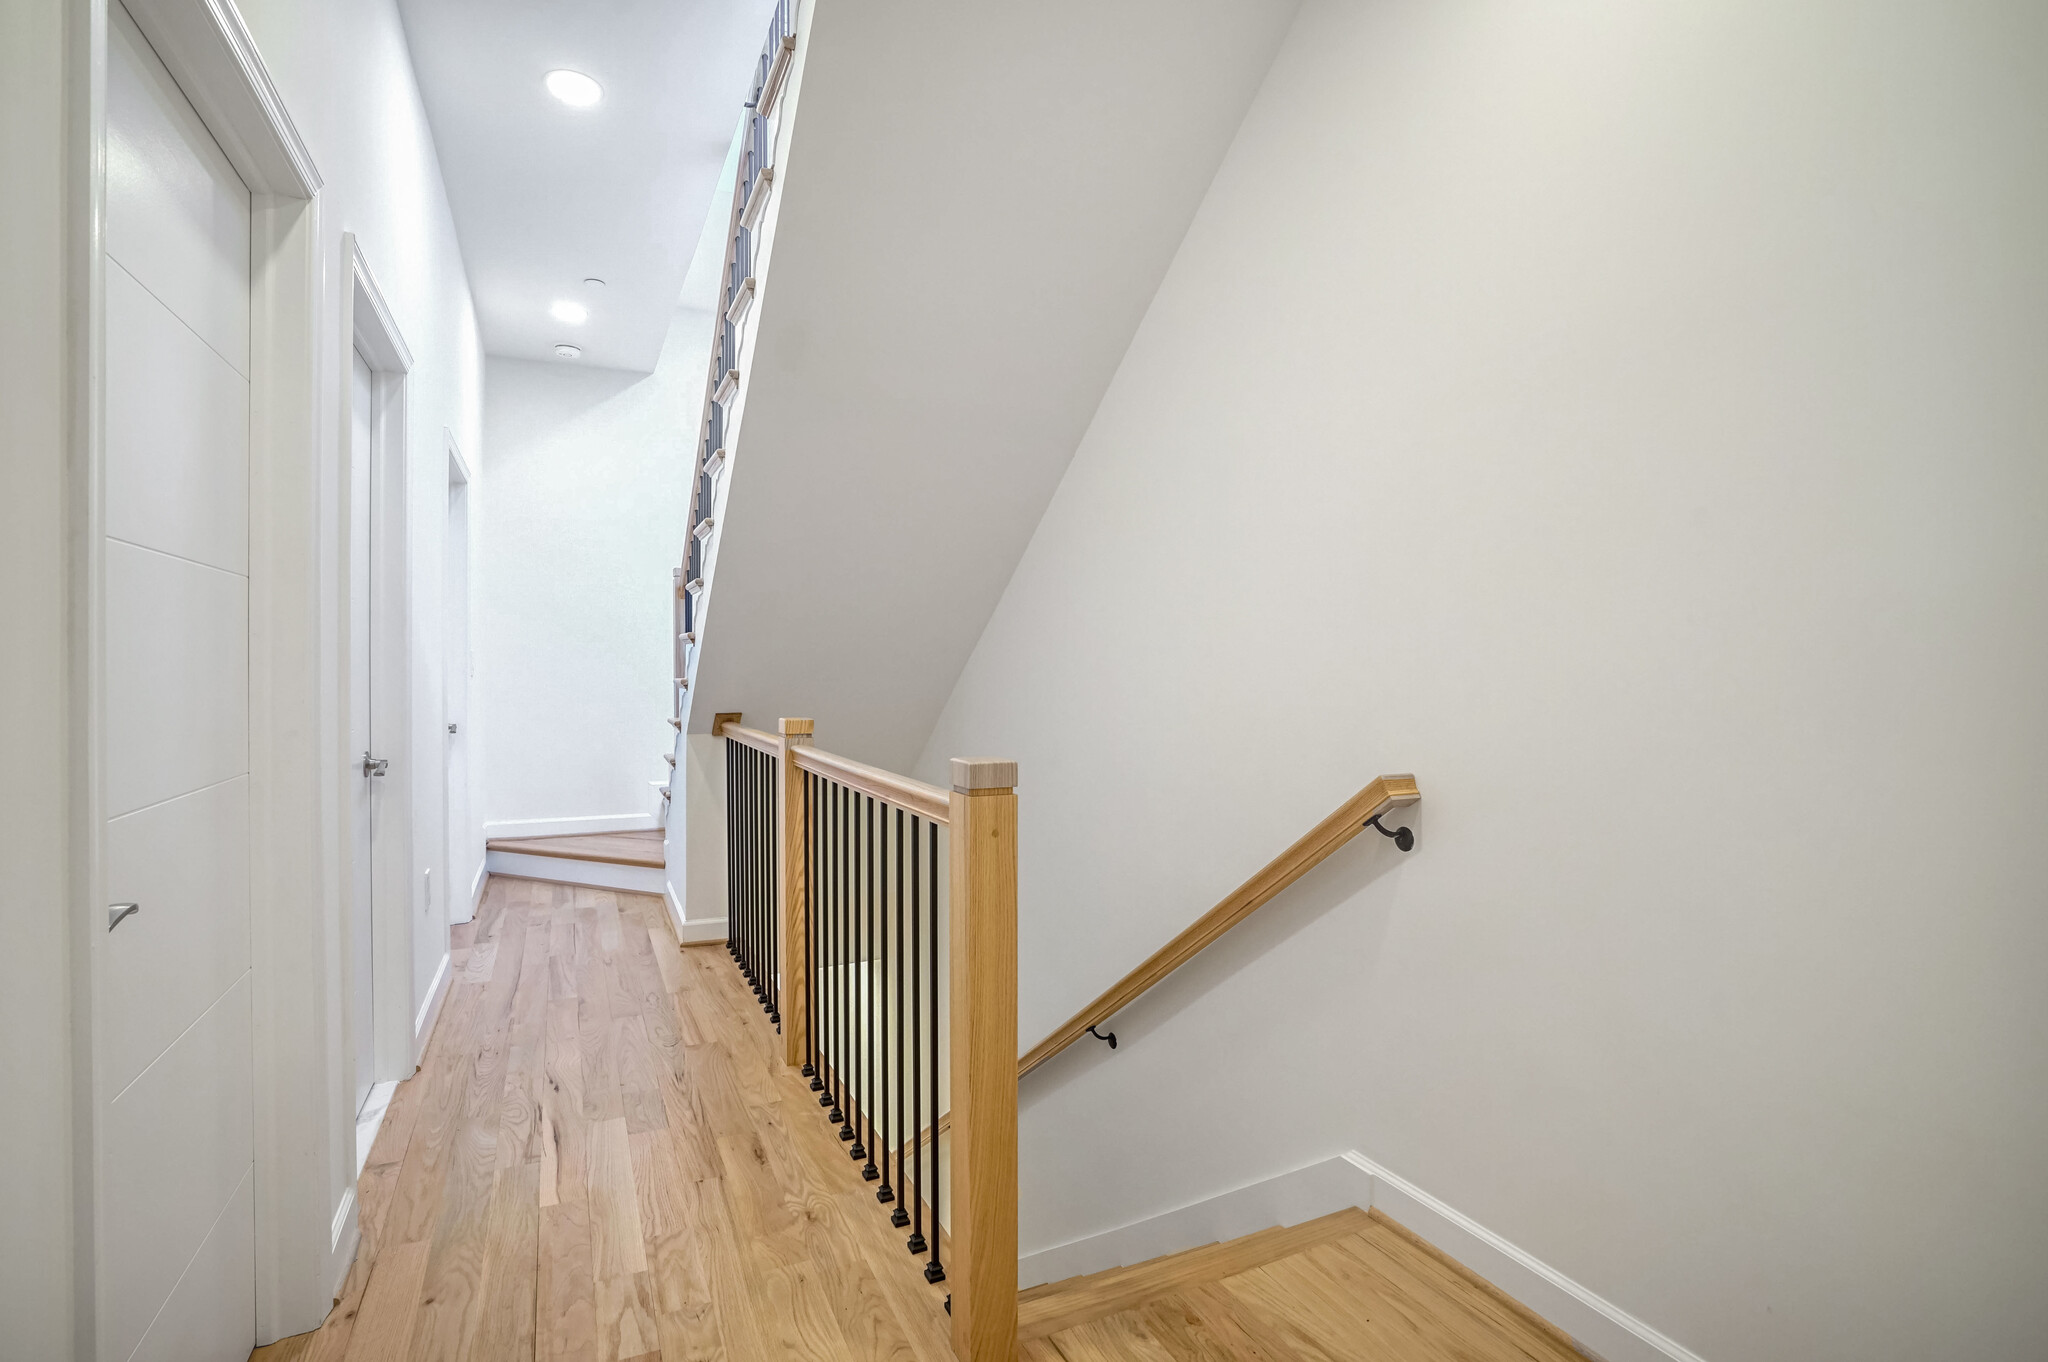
[792,744,952,825]
[896,773,1423,1163]
[1016,774,1419,1078]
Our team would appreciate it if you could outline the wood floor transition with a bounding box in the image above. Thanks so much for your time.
[1017,1206,1587,1361]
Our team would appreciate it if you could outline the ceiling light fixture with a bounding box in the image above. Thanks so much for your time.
[550,299,589,325]
[583,277,606,289]
[545,69,602,108]
[554,344,582,360]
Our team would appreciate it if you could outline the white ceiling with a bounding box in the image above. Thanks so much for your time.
[397,0,779,372]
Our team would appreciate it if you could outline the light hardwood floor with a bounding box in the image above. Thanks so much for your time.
[252,876,952,1361]
[1017,1206,1587,1362]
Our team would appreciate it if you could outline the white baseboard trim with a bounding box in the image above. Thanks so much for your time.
[486,849,667,895]
[329,1187,356,1254]
[459,859,487,923]
[1019,1156,1369,1289]
[412,951,451,1067]
[1019,1151,1705,1362]
[665,877,728,944]
[1345,1151,1706,1362]
[483,812,659,840]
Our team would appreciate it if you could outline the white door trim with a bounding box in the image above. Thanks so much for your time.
[342,235,417,1099]
[120,0,319,198]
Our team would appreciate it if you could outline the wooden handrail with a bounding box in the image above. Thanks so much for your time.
[791,744,951,824]
[898,773,1422,1157]
[1016,773,1419,1078]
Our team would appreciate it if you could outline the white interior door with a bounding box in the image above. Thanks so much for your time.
[350,349,380,1118]
[101,6,255,1359]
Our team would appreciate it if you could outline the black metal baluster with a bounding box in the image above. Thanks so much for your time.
[751,748,764,998]
[766,748,780,1023]
[837,780,855,1142]
[907,815,926,1257]
[848,787,867,1157]
[805,773,820,1087]
[725,739,736,959]
[858,795,877,1178]
[926,823,944,1284]
[877,804,894,1206]
[826,780,843,1118]
[889,805,907,1224]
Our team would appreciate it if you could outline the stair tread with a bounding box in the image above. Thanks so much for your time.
[1018,1207,1373,1340]
[486,829,665,869]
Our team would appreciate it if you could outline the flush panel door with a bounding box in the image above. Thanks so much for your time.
[101,5,256,1359]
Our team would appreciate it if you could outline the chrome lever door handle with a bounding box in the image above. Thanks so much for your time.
[362,752,390,777]
[109,902,140,932]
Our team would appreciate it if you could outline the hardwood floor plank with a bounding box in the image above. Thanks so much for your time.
[1042,1313,1185,1362]
[596,1271,662,1362]
[342,1239,433,1362]
[588,1115,650,1279]
[461,1162,540,1362]
[613,1013,668,1135]
[649,927,685,993]
[538,1200,599,1362]
[539,997,590,1211]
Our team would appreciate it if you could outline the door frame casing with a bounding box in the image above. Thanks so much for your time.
[340,234,417,1110]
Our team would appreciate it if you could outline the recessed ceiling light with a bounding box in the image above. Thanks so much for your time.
[554,344,582,360]
[545,70,602,108]
[583,277,606,289]
[550,299,589,325]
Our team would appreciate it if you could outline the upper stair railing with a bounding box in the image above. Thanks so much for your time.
[674,0,797,709]
[715,713,1018,1362]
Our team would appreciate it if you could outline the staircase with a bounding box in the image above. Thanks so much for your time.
[482,828,667,895]
[1018,1208,1586,1361]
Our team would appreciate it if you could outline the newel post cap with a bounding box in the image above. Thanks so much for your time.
[950,758,1017,792]
[778,717,814,743]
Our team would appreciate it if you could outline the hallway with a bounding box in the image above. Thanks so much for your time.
[255,877,954,1361]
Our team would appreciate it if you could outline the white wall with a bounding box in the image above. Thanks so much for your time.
[1,0,80,1353]
[229,2,483,1335]
[475,308,706,836]
[917,3,2048,1359]
[236,0,484,1033]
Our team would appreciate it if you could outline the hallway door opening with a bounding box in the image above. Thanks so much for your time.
[349,347,380,1120]
[444,441,472,925]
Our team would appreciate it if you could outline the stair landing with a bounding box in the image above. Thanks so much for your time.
[1018,1206,1586,1361]
[485,827,665,868]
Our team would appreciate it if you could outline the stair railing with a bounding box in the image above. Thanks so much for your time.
[715,713,1018,1362]
[677,0,797,655]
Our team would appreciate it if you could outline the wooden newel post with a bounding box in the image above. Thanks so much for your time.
[948,757,1018,1362]
[778,717,814,1068]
